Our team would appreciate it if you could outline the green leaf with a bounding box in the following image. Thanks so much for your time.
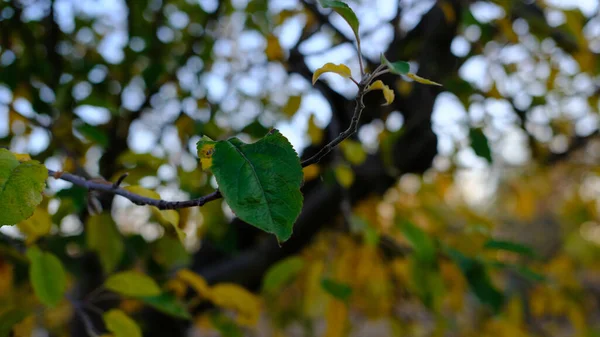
[140,293,192,320]
[318,0,360,43]
[0,308,28,337]
[484,239,536,258]
[0,149,47,226]
[397,220,436,264]
[209,312,243,337]
[197,129,303,243]
[469,128,492,163]
[104,271,161,297]
[26,247,67,307]
[262,256,305,294]
[321,278,352,302]
[86,213,124,273]
[445,247,504,312]
[380,54,410,75]
[152,236,191,269]
[103,309,142,337]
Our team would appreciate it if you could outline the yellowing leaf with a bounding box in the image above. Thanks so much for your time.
[12,153,31,162]
[312,63,352,85]
[324,299,348,337]
[266,35,284,61]
[177,269,210,298]
[340,140,367,165]
[307,114,324,145]
[104,271,161,297]
[334,165,354,188]
[12,315,35,337]
[17,206,52,245]
[103,309,142,337]
[123,186,184,242]
[210,283,261,327]
[366,80,395,105]
[197,140,215,171]
[406,73,442,86]
[282,95,302,118]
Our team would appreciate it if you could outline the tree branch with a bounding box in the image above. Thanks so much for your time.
[47,169,222,210]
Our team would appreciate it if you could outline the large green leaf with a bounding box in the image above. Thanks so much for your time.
[319,0,360,43]
[321,278,353,302]
[26,247,67,307]
[197,129,303,242]
[0,149,47,226]
[104,271,161,297]
[103,309,142,337]
[86,213,124,273]
[398,220,436,264]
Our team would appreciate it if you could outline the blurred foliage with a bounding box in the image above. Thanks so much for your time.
[0,0,600,336]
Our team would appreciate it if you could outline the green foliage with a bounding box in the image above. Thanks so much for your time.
[318,0,360,43]
[380,54,410,75]
[104,271,161,297]
[26,246,67,307]
[484,239,536,258]
[0,149,47,226]
[140,293,192,320]
[398,220,436,264]
[262,256,305,294]
[103,309,142,337]
[197,130,303,242]
[0,308,28,337]
[321,278,353,302]
[469,128,493,163]
[86,213,124,273]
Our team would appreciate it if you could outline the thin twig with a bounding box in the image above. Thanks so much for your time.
[301,81,368,167]
[47,169,222,210]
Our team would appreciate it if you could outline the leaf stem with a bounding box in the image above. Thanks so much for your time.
[47,169,222,210]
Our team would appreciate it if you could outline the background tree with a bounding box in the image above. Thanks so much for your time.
[1,0,600,336]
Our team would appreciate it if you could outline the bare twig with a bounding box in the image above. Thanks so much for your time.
[47,169,222,210]
[301,79,370,168]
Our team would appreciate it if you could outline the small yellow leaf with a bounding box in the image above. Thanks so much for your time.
[406,73,442,86]
[17,206,52,245]
[13,153,31,162]
[307,114,324,145]
[340,140,367,165]
[282,95,302,117]
[303,164,321,182]
[334,165,355,188]
[104,271,161,297]
[312,63,352,85]
[266,35,284,61]
[324,299,348,337]
[177,269,211,298]
[103,309,142,337]
[197,143,215,171]
[210,283,261,327]
[366,80,395,105]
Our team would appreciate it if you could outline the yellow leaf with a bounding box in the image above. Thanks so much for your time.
[0,259,14,296]
[439,0,455,24]
[197,143,215,171]
[282,95,302,117]
[324,299,348,337]
[406,73,442,86]
[124,186,184,242]
[210,283,261,327]
[308,114,324,145]
[17,206,52,245]
[104,271,161,297]
[312,63,352,85]
[266,35,284,61]
[177,269,211,298]
[103,309,142,337]
[12,153,31,162]
[303,164,321,182]
[366,80,395,105]
[340,140,366,165]
[334,165,355,188]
